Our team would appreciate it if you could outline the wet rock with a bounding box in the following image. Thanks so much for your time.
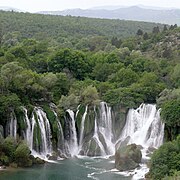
[78,150,85,156]
[147,146,156,152]
[35,157,45,164]
[115,136,130,150]
[48,155,57,161]
[109,155,115,160]
[115,144,142,171]
[29,155,45,164]
[86,138,102,156]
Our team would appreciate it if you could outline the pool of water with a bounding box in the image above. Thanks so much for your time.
[0,157,132,180]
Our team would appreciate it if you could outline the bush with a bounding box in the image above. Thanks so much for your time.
[2,137,17,160]
[149,135,180,179]
[14,142,32,167]
[81,85,99,105]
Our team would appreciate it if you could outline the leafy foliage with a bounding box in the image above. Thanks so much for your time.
[149,135,180,179]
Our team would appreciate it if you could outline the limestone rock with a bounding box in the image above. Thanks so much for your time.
[115,144,142,171]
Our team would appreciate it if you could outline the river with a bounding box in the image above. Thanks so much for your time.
[0,157,131,180]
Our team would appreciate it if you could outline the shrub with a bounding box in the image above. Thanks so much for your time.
[14,142,32,167]
[149,136,180,179]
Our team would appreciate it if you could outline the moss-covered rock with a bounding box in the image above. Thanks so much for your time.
[115,144,142,171]
[86,138,102,156]
[29,155,45,164]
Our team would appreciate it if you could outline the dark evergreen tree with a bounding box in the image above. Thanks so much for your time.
[163,25,168,31]
[143,32,149,40]
[111,37,122,48]
[152,26,160,34]
[136,29,143,36]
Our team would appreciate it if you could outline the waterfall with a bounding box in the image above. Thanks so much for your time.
[22,107,31,147]
[79,105,88,149]
[21,107,52,158]
[92,108,106,156]
[66,109,78,157]
[35,107,52,155]
[84,102,115,156]
[99,102,115,154]
[7,111,17,139]
[118,104,165,179]
[4,101,164,173]
[52,109,65,155]
[119,104,164,148]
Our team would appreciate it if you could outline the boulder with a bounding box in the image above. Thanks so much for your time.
[86,138,102,156]
[48,152,58,161]
[29,155,45,164]
[35,157,45,164]
[115,144,142,171]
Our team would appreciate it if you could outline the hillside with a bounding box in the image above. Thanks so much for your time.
[38,6,180,25]
[0,10,164,44]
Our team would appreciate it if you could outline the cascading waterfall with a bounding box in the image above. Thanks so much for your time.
[4,102,164,180]
[22,107,31,147]
[6,111,17,139]
[79,105,88,150]
[79,102,115,156]
[66,109,79,157]
[34,107,52,155]
[92,109,106,156]
[118,104,164,179]
[51,109,65,156]
[119,104,164,148]
[21,107,52,159]
[99,102,115,155]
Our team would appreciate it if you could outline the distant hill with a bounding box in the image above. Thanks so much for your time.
[0,10,164,41]
[38,6,180,25]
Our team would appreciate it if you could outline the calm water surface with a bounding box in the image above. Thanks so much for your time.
[0,157,131,180]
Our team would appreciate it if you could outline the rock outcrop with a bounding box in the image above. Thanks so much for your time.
[115,144,142,171]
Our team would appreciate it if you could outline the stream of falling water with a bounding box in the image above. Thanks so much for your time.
[6,103,164,179]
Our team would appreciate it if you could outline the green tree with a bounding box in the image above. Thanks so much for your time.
[161,99,180,140]
[171,64,180,87]
[58,94,79,111]
[1,62,23,89]
[149,136,180,179]
[14,142,32,167]
[81,85,99,105]
[49,48,90,80]
[2,137,17,161]
[109,68,139,87]
[136,29,143,36]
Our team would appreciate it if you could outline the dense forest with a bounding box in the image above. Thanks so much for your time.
[0,10,165,47]
[0,11,179,179]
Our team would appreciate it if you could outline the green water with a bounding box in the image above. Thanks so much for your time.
[0,157,131,180]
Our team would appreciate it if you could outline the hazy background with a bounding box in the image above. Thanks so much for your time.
[0,0,180,12]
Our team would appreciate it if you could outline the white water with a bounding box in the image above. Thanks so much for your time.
[22,107,32,147]
[8,111,17,139]
[21,107,53,159]
[79,105,88,150]
[120,104,164,148]
[34,107,52,155]
[99,102,115,155]
[118,104,164,179]
[66,109,79,157]
[5,102,164,179]
[92,109,106,156]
